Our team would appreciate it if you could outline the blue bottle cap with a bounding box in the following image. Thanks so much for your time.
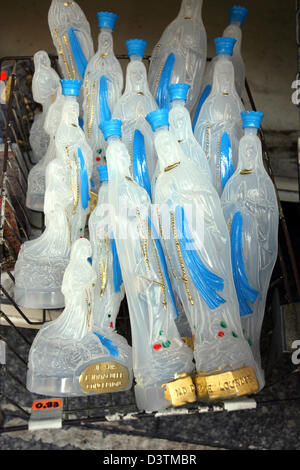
[169,83,191,103]
[126,39,147,59]
[146,109,169,132]
[101,119,122,141]
[229,5,248,26]
[241,111,264,129]
[214,37,237,56]
[97,11,118,30]
[97,165,108,183]
[60,79,82,96]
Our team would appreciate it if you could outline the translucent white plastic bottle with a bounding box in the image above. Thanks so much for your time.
[196,5,248,117]
[221,111,279,385]
[83,12,123,192]
[29,51,60,164]
[48,0,94,81]
[14,156,74,310]
[26,85,64,211]
[88,165,127,335]
[223,5,248,98]
[26,237,133,397]
[194,37,244,196]
[168,83,212,184]
[147,108,263,401]
[112,39,158,183]
[55,79,93,243]
[148,0,207,112]
[101,119,195,412]
[16,82,93,310]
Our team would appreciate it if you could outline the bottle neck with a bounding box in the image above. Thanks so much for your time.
[97,27,113,53]
[154,126,182,172]
[107,135,121,143]
[244,127,258,136]
[212,55,235,95]
[129,54,143,62]
[217,52,232,61]
[106,135,132,178]
[237,127,262,170]
[230,20,242,28]
[64,95,78,102]
[170,99,186,109]
[178,0,203,19]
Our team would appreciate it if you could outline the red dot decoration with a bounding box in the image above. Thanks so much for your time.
[0,71,8,81]
[110,321,113,328]
[96,157,101,162]
[218,331,225,338]
[153,344,162,351]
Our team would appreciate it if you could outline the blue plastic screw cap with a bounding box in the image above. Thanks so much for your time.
[101,119,122,141]
[97,165,108,183]
[229,5,249,26]
[146,109,169,132]
[214,37,237,56]
[60,79,82,96]
[97,11,118,30]
[241,111,264,129]
[169,83,191,103]
[126,39,147,59]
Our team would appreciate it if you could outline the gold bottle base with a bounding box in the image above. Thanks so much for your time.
[162,373,197,407]
[194,366,259,401]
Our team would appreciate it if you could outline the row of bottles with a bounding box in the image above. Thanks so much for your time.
[13,0,279,412]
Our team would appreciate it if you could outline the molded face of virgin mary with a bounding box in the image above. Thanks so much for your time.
[169,107,188,141]
[99,30,113,54]
[155,131,183,170]
[213,60,235,96]
[126,61,148,93]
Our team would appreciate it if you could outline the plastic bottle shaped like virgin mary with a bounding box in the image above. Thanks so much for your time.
[29,51,61,164]
[112,39,158,183]
[148,0,207,112]
[48,0,94,81]
[168,83,212,184]
[55,79,93,243]
[88,165,130,350]
[101,119,196,412]
[26,237,133,397]
[147,108,263,401]
[222,6,248,98]
[14,155,74,310]
[26,83,65,211]
[193,37,244,197]
[83,12,123,192]
[196,5,248,114]
[221,111,278,387]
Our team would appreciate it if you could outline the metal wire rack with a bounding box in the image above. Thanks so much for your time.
[0,54,300,435]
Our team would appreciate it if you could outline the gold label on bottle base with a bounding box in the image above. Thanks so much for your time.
[79,361,130,394]
[194,366,259,401]
[162,373,197,407]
